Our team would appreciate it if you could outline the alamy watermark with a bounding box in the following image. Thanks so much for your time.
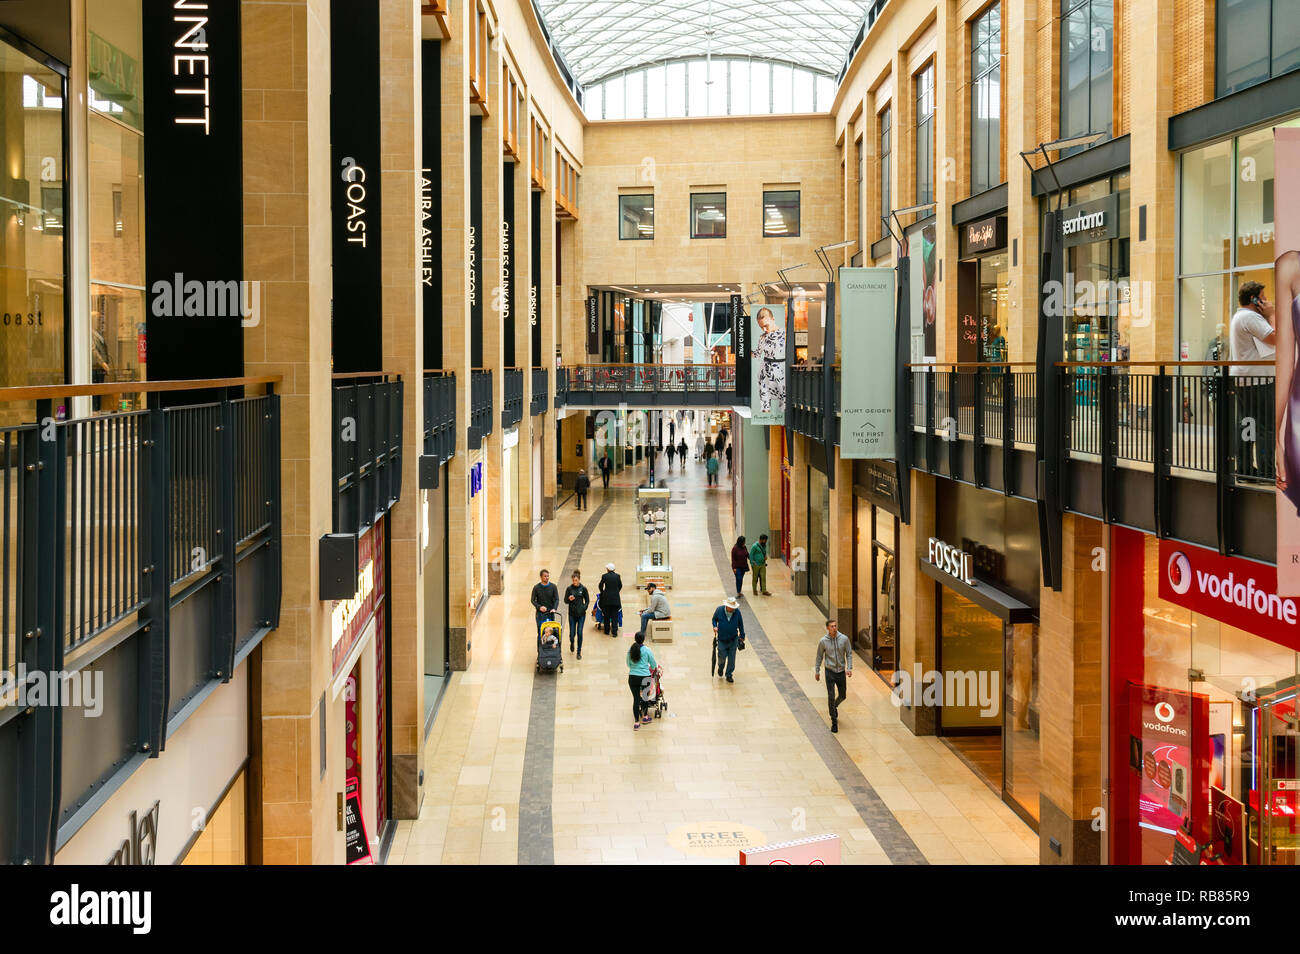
[0,665,104,716]
[891,665,1000,717]
[150,273,261,327]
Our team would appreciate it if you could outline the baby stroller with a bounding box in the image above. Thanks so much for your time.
[537,613,564,674]
[647,666,667,718]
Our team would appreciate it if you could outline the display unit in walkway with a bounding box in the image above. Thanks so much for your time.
[635,486,672,587]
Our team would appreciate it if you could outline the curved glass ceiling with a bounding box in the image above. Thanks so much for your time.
[536,0,871,87]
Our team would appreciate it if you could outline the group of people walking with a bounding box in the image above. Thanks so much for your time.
[529,562,672,661]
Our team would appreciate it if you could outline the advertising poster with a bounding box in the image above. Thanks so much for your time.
[749,303,787,425]
[905,221,937,362]
[1276,127,1300,592]
[839,267,896,458]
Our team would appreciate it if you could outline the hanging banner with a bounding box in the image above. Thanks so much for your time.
[839,268,896,458]
[586,295,598,355]
[749,303,787,426]
[731,294,750,402]
[143,0,245,384]
[1275,127,1300,593]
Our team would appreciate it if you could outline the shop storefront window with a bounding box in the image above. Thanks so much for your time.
[0,39,66,413]
[1061,173,1130,363]
[855,500,898,676]
[807,464,829,615]
[181,771,247,865]
[1177,124,1300,363]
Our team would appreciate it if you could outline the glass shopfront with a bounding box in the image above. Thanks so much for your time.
[181,770,247,865]
[928,479,1042,827]
[957,215,1009,363]
[1110,528,1300,865]
[1178,120,1300,364]
[853,462,900,679]
[0,35,66,423]
[504,430,520,558]
[1055,173,1131,363]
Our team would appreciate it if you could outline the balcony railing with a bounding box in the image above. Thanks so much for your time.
[423,370,456,465]
[332,373,403,535]
[0,377,281,864]
[469,368,493,448]
[530,367,548,416]
[557,364,736,405]
[502,367,524,429]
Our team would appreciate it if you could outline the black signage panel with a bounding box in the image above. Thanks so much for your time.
[421,40,442,370]
[731,293,750,402]
[331,0,383,373]
[503,162,515,366]
[1058,193,1120,249]
[960,214,1007,257]
[470,116,483,368]
[586,295,598,355]
[530,191,542,367]
[143,0,244,386]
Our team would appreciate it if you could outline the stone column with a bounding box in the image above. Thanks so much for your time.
[790,433,809,594]
[897,469,937,735]
[241,0,334,865]
[378,0,424,822]
[1004,0,1042,365]
[442,0,473,669]
[1037,513,1104,864]
[515,109,535,544]
[482,23,504,594]
[827,448,855,635]
[933,0,959,365]
[539,141,558,519]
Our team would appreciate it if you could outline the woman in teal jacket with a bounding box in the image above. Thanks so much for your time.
[626,632,658,729]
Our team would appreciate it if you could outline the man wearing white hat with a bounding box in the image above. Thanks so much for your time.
[711,596,746,683]
[597,562,623,636]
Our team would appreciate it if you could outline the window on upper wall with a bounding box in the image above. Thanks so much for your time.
[855,136,864,252]
[915,64,935,205]
[879,106,892,237]
[620,194,654,239]
[691,192,726,238]
[971,2,1002,195]
[1217,0,1300,96]
[763,190,800,237]
[1060,0,1113,150]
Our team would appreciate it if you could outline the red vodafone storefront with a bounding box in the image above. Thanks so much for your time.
[1110,528,1300,865]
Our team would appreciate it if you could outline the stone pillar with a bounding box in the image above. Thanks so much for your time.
[1126,0,1176,360]
[827,448,854,636]
[897,469,937,735]
[241,0,334,865]
[378,0,423,822]
[515,111,535,544]
[1004,0,1042,365]
[1037,514,1104,864]
[539,144,558,520]
[442,0,473,670]
[790,433,809,594]
[933,0,959,365]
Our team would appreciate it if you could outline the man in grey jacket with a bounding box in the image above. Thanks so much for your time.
[637,582,671,637]
[814,619,853,733]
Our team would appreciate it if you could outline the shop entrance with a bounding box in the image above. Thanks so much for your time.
[854,500,897,678]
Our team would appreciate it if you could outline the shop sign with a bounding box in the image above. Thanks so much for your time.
[344,777,372,864]
[331,522,384,676]
[586,296,598,354]
[107,802,160,866]
[731,294,750,402]
[960,214,1006,257]
[1058,194,1119,249]
[927,537,975,586]
[1158,541,1300,652]
[1129,684,1196,835]
[740,833,840,865]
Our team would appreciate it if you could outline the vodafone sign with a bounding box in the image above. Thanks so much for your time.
[1157,541,1300,652]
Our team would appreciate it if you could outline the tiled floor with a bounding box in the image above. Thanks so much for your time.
[388,453,1039,865]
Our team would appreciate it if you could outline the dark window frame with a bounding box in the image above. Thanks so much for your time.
[1216,0,1300,97]
[618,193,655,240]
[879,105,892,237]
[689,191,728,239]
[763,188,801,238]
[1059,0,1114,152]
[915,63,935,206]
[970,2,1002,196]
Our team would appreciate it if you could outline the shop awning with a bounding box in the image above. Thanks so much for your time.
[920,561,1035,623]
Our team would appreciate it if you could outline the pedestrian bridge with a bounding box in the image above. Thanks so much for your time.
[555,364,739,408]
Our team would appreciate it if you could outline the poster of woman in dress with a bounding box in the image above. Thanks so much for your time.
[1274,127,1300,593]
[750,304,787,426]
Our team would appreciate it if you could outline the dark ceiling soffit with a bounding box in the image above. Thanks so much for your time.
[917,559,1035,623]
[1168,70,1300,153]
[1030,135,1131,197]
[952,182,1008,226]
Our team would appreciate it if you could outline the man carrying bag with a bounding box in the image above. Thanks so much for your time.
[711,596,746,683]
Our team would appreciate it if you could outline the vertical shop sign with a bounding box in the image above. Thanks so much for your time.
[331,0,383,373]
[731,294,750,402]
[839,267,896,458]
[142,0,244,383]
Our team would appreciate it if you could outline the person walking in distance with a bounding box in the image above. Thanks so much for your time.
[749,533,771,595]
[706,453,719,487]
[598,562,623,636]
[814,619,853,733]
[598,452,614,489]
[573,468,591,511]
[530,569,559,643]
[725,443,732,473]
[638,582,671,638]
[666,441,676,472]
[729,535,748,596]
[712,596,746,683]
[564,570,590,658]
[626,631,658,730]
[694,434,704,461]
[677,437,688,466]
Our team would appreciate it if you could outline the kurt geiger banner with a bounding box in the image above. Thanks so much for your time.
[838,267,896,459]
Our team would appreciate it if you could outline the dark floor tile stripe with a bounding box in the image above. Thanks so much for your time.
[517,495,613,865]
[705,503,929,865]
